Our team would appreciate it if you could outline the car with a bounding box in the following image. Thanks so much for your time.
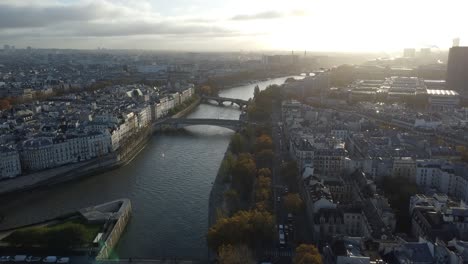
[57,257,70,263]
[0,256,11,262]
[13,255,27,262]
[278,224,284,231]
[26,256,42,262]
[276,196,281,203]
[42,256,57,263]
[284,187,289,193]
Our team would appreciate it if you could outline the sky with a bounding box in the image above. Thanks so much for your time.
[0,0,467,52]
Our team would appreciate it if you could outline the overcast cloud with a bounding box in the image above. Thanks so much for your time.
[0,0,466,51]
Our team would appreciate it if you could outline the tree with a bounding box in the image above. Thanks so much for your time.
[283,193,303,213]
[257,168,271,178]
[255,176,272,202]
[207,209,274,251]
[230,133,245,154]
[253,85,260,98]
[200,85,213,95]
[256,149,274,168]
[225,189,241,215]
[231,153,257,198]
[294,244,323,264]
[218,244,255,264]
[255,134,273,152]
[0,99,11,110]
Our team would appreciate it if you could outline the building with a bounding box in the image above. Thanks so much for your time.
[323,237,371,264]
[415,160,468,203]
[426,89,460,111]
[403,48,416,58]
[21,132,112,172]
[447,46,468,94]
[0,145,22,178]
[392,157,416,180]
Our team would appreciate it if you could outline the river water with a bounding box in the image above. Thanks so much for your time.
[0,76,300,259]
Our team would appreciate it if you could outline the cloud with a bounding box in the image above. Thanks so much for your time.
[231,11,284,21]
[0,1,237,39]
[231,10,308,21]
[0,2,127,29]
[73,21,235,37]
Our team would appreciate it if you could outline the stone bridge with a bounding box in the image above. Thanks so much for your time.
[154,118,243,131]
[201,95,249,109]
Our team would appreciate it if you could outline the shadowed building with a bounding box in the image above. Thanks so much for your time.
[447,46,468,94]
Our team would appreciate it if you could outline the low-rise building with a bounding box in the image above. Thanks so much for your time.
[0,145,22,178]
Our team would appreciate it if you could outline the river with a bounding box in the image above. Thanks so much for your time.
[0,76,301,259]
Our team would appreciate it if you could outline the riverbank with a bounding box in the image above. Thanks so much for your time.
[207,142,232,260]
[205,71,300,91]
[0,96,201,197]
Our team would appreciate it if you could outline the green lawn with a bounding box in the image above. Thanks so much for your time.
[2,218,102,248]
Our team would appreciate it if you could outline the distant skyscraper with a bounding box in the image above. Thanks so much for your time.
[453,38,460,47]
[420,48,432,57]
[447,46,468,94]
[403,48,416,58]
[3,44,10,50]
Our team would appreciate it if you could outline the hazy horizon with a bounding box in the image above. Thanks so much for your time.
[0,0,467,52]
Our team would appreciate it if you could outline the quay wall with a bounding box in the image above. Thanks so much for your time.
[0,97,201,196]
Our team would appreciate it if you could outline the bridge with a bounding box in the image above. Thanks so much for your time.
[201,95,249,109]
[154,118,243,131]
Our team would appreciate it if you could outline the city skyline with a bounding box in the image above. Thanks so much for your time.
[1,0,467,52]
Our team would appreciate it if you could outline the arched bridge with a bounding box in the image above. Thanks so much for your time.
[201,95,249,109]
[154,118,243,131]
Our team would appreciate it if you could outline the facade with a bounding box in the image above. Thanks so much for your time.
[447,46,468,94]
[314,148,346,177]
[21,133,112,172]
[426,89,460,111]
[0,145,22,178]
[392,157,416,180]
[415,160,468,203]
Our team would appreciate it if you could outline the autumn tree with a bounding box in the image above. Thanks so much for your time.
[207,209,274,251]
[255,134,273,152]
[257,168,271,178]
[0,99,11,110]
[201,85,212,95]
[283,193,303,213]
[224,189,241,215]
[218,244,255,264]
[231,153,256,198]
[255,176,271,202]
[293,244,323,264]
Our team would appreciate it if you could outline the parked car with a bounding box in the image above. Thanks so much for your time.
[0,256,11,262]
[13,255,27,262]
[42,256,57,263]
[26,256,42,262]
[277,196,281,203]
[57,257,70,263]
